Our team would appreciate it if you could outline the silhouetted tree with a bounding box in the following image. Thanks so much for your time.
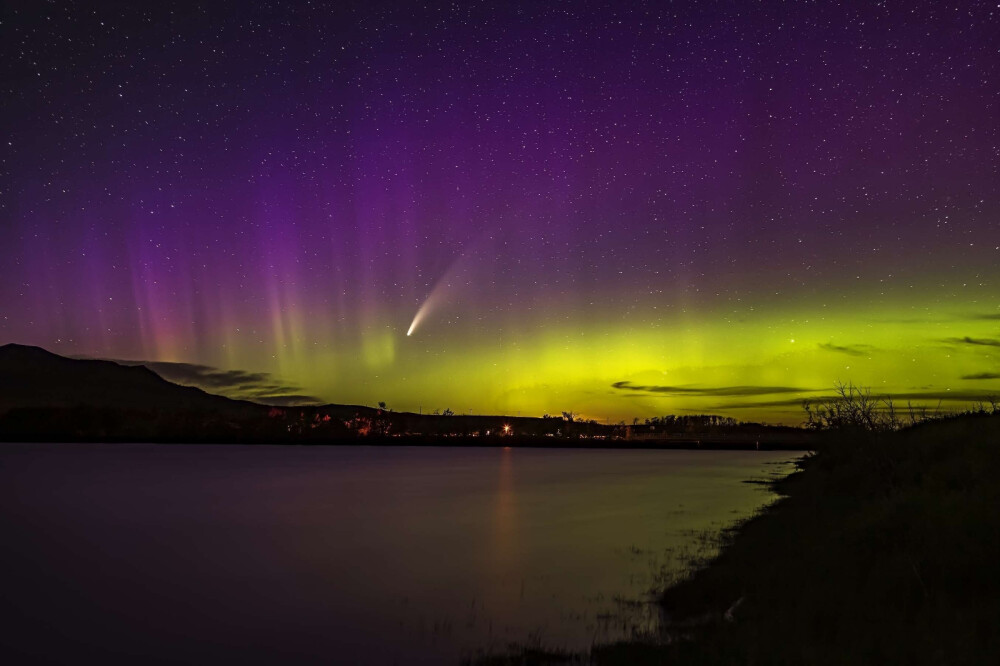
[804,382,899,432]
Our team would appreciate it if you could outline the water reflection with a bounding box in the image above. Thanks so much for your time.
[490,446,518,567]
[0,444,799,663]
[477,445,525,646]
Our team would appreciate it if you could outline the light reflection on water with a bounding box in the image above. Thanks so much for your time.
[0,444,799,663]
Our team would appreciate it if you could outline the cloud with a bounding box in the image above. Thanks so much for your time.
[818,342,874,357]
[944,336,1000,347]
[611,381,810,397]
[713,389,1000,410]
[138,362,271,388]
[961,373,1000,380]
[970,313,1000,320]
[249,395,325,407]
[707,397,820,409]
[104,359,323,406]
[866,390,1000,402]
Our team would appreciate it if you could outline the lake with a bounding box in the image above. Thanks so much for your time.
[0,444,799,663]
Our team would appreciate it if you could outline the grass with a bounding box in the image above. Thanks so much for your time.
[625,411,1000,664]
[473,411,1000,664]
[463,645,583,665]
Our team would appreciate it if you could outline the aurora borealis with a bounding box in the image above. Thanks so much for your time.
[2,2,998,424]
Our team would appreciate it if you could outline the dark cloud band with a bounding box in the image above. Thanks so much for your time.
[93,358,322,406]
[818,343,874,356]
[611,381,809,397]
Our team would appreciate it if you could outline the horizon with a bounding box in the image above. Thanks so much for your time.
[2,2,998,426]
[0,341,992,429]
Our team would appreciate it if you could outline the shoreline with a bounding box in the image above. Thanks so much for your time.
[0,434,814,451]
[471,410,1000,664]
[589,411,1000,664]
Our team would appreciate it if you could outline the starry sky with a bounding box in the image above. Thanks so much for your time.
[2,1,998,424]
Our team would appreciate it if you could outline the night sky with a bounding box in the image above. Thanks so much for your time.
[2,1,998,424]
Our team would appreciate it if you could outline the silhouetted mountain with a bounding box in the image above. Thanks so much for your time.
[0,343,256,415]
[0,344,811,446]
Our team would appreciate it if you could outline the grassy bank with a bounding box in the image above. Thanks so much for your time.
[590,411,1000,665]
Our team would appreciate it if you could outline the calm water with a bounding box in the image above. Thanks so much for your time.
[0,444,799,664]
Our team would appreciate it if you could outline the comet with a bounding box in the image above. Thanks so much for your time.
[406,298,436,337]
[406,238,485,337]
[405,280,448,337]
